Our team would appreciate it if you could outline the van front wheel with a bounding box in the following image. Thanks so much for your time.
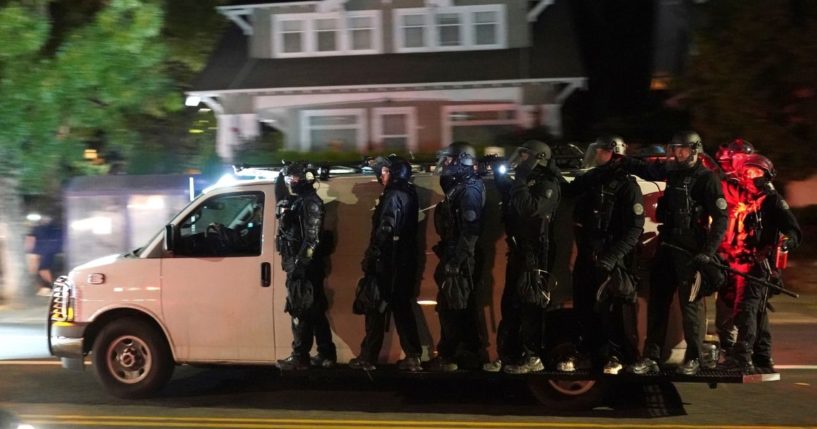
[92,318,174,398]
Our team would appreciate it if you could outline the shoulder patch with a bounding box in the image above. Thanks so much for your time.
[716,197,727,210]
[779,199,790,210]
[545,189,553,199]
[633,203,644,216]
[463,210,477,222]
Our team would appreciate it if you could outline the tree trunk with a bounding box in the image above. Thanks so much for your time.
[0,176,32,306]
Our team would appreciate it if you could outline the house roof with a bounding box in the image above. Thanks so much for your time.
[192,0,585,93]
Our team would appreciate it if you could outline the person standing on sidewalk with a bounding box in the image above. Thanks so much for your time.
[26,214,63,297]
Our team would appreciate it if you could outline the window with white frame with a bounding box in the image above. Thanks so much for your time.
[348,15,375,51]
[399,13,427,50]
[280,18,305,54]
[300,109,367,151]
[315,17,339,52]
[394,5,506,53]
[436,12,462,48]
[442,104,521,146]
[473,10,500,46]
[272,11,381,57]
[372,107,417,151]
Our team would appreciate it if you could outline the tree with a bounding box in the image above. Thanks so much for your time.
[677,0,817,180]
[0,0,172,304]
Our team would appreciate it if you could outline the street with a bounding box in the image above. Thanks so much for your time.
[1,300,817,428]
[0,362,816,428]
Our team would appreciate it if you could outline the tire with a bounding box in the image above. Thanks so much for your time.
[528,377,609,411]
[92,317,174,399]
[529,339,609,411]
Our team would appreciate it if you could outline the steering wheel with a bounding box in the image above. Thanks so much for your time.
[204,223,233,254]
[205,223,224,238]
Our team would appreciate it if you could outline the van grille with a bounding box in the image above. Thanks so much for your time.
[50,276,73,322]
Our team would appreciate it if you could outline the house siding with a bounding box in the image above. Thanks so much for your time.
[196,0,586,159]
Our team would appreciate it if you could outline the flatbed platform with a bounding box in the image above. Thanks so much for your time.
[271,364,780,384]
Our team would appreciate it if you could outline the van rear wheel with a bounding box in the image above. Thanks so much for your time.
[92,317,174,398]
[528,378,608,411]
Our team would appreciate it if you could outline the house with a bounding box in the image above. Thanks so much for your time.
[189,0,587,159]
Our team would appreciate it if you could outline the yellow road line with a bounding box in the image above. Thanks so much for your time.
[18,416,817,429]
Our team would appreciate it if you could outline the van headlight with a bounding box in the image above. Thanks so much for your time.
[50,276,75,322]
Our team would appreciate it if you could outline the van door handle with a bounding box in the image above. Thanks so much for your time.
[261,262,271,287]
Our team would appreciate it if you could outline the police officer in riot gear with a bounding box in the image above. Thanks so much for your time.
[559,136,644,375]
[274,163,337,370]
[720,155,801,371]
[484,140,561,374]
[624,131,728,375]
[350,156,423,371]
[714,138,757,355]
[431,141,486,372]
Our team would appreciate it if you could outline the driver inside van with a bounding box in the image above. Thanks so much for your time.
[235,204,263,254]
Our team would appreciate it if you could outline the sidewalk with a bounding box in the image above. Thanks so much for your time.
[0,296,50,326]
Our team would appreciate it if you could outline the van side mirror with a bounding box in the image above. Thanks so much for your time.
[164,224,176,252]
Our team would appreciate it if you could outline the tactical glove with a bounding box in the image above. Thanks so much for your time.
[692,253,712,268]
[595,256,615,274]
[524,254,539,270]
[361,248,382,274]
[514,158,536,182]
[444,260,461,276]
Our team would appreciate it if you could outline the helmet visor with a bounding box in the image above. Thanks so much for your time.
[583,142,600,168]
[433,150,451,175]
[507,147,530,168]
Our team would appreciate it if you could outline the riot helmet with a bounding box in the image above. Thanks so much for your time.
[595,135,627,154]
[388,158,412,183]
[368,154,411,186]
[508,140,552,169]
[741,153,776,178]
[670,130,703,153]
[285,162,317,194]
[715,138,755,174]
[738,154,775,195]
[583,135,625,168]
[370,156,391,184]
[667,130,703,167]
[435,141,476,173]
[435,141,476,168]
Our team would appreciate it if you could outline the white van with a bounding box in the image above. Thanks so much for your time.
[48,169,774,405]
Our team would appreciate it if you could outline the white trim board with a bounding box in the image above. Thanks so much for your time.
[190,77,588,97]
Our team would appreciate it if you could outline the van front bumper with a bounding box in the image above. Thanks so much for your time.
[49,321,88,370]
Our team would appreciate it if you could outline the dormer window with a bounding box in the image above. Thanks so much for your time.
[315,17,339,52]
[394,4,506,53]
[280,19,305,53]
[436,13,462,47]
[349,15,376,50]
[272,11,382,58]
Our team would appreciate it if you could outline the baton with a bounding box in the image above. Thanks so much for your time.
[661,242,799,298]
